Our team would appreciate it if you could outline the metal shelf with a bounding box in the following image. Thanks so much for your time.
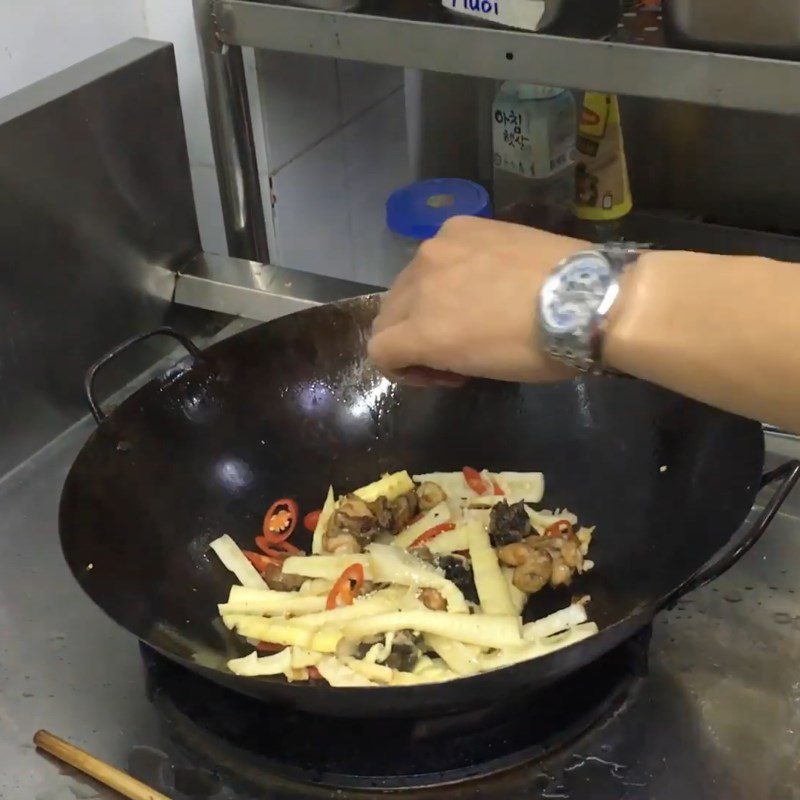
[213,0,800,116]
[174,253,381,321]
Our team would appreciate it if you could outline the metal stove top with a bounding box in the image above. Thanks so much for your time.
[3,419,800,800]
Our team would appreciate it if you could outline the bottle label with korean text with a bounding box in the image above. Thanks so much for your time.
[492,97,575,180]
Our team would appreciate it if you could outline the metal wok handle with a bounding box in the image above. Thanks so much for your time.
[669,459,800,602]
[85,327,201,423]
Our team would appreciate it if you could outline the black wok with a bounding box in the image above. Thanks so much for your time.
[60,296,798,718]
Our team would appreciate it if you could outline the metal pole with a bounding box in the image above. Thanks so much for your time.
[193,0,269,262]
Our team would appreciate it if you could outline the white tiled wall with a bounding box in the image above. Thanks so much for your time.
[255,52,342,174]
[0,1,416,283]
[142,0,227,255]
[254,52,412,284]
[0,1,147,97]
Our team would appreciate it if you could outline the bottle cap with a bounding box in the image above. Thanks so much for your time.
[386,178,492,240]
[505,82,566,101]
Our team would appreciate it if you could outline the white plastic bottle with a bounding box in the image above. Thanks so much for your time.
[492,82,577,221]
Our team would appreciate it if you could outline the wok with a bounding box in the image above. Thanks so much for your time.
[60,296,799,717]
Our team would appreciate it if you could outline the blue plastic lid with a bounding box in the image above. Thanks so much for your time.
[386,178,492,240]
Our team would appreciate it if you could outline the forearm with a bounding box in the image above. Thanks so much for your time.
[605,250,800,432]
[369,217,800,430]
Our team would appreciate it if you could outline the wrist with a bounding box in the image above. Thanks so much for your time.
[538,242,641,374]
[602,249,687,376]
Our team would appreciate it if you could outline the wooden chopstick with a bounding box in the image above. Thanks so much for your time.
[33,730,171,800]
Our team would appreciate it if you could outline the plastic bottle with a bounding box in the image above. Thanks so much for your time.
[573,92,632,241]
[492,82,577,224]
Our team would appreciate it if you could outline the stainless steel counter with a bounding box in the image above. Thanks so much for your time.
[0,419,159,800]
[2,400,800,798]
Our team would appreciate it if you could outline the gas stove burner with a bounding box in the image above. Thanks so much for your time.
[142,629,650,793]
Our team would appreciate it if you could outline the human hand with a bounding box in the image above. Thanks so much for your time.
[368,216,587,384]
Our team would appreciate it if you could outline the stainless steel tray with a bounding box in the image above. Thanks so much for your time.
[664,0,800,57]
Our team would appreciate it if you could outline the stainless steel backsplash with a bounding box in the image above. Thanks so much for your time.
[0,39,209,477]
[620,96,800,235]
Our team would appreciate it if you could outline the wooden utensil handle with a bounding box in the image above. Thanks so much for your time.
[33,730,171,800]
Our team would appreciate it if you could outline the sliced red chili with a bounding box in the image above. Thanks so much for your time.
[544,519,575,540]
[262,498,298,544]
[463,466,489,495]
[492,480,505,496]
[273,539,302,555]
[326,563,365,610]
[303,508,322,532]
[409,522,456,549]
[255,536,302,559]
[253,538,288,560]
[243,549,279,573]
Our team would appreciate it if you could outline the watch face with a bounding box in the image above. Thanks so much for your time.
[540,252,611,333]
[545,297,585,331]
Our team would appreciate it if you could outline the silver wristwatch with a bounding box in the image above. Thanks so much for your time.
[538,243,643,373]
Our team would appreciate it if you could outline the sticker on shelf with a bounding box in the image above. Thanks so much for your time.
[443,0,547,31]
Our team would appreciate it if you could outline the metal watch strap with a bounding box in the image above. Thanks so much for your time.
[592,243,643,373]
[538,243,645,374]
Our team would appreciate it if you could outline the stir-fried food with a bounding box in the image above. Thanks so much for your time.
[209,467,597,687]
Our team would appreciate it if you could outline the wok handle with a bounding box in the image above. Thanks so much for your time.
[85,327,201,423]
[670,459,800,601]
